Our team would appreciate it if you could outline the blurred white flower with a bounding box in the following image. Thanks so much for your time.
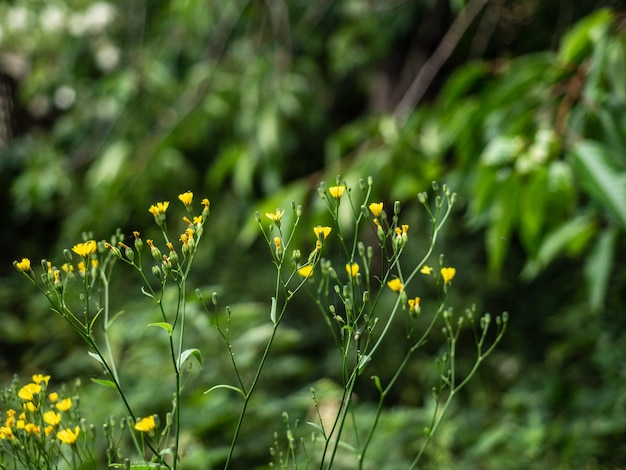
[95,42,120,71]
[40,6,66,33]
[7,7,30,31]
[54,86,76,110]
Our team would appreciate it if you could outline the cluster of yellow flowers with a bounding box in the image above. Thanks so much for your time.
[0,375,79,446]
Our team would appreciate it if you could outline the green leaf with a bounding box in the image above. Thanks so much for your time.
[371,375,383,394]
[270,296,277,325]
[91,378,117,390]
[87,351,105,366]
[178,348,203,369]
[570,140,626,228]
[148,322,173,335]
[204,384,245,398]
[584,227,616,312]
[558,9,613,65]
[521,214,596,279]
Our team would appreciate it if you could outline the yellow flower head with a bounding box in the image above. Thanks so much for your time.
[193,215,203,225]
[387,278,403,293]
[273,237,282,251]
[48,392,59,403]
[134,415,156,433]
[369,202,383,217]
[420,265,433,275]
[148,201,169,218]
[441,267,456,284]
[43,411,61,427]
[178,191,193,207]
[313,226,332,241]
[18,383,41,401]
[32,374,50,385]
[297,265,314,278]
[57,426,80,445]
[0,426,14,439]
[72,240,97,257]
[24,423,40,435]
[15,258,31,272]
[346,263,359,277]
[55,398,72,412]
[408,297,420,312]
[328,185,345,199]
[265,209,284,225]
[23,401,36,412]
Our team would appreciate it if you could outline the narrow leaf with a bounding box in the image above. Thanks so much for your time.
[584,227,616,312]
[87,351,105,366]
[204,384,245,398]
[148,322,173,335]
[570,140,626,228]
[91,378,117,389]
[270,296,277,325]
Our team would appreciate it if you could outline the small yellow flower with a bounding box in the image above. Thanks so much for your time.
[24,423,40,435]
[265,209,284,225]
[148,201,169,217]
[369,202,383,217]
[134,415,156,433]
[178,191,193,207]
[441,267,456,284]
[15,258,31,272]
[297,265,314,278]
[61,263,74,273]
[193,215,203,225]
[57,426,80,445]
[55,398,72,412]
[0,426,13,439]
[49,392,59,403]
[23,402,36,412]
[273,237,282,251]
[408,297,420,312]
[346,263,359,277]
[72,240,97,257]
[32,374,50,385]
[328,185,345,199]
[18,383,41,401]
[313,226,332,240]
[77,261,86,274]
[387,278,403,293]
[43,411,61,427]
[420,265,433,275]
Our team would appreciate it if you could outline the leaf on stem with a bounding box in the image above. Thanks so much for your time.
[148,322,173,335]
[270,296,277,325]
[91,378,117,389]
[178,348,203,369]
[204,384,246,398]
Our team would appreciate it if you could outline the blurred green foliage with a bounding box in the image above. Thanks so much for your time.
[2,0,626,468]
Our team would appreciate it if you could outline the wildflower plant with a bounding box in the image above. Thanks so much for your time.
[11,178,507,469]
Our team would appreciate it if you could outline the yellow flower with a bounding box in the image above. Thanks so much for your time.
[24,423,40,435]
[193,215,203,225]
[0,426,13,439]
[55,398,72,412]
[369,202,383,217]
[72,240,97,257]
[23,402,36,412]
[32,374,50,385]
[148,201,169,217]
[178,191,193,207]
[48,392,59,403]
[43,411,61,426]
[265,209,284,225]
[15,258,31,272]
[420,265,433,275]
[387,278,403,293]
[346,263,359,277]
[441,267,456,284]
[134,415,156,433]
[313,226,332,240]
[61,263,74,273]
[328,185,345,199]
[57,426,80,445]
[273,237,282,251]
[18,383,41,401]
[408,297,420,312]
[297,265,314,278]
